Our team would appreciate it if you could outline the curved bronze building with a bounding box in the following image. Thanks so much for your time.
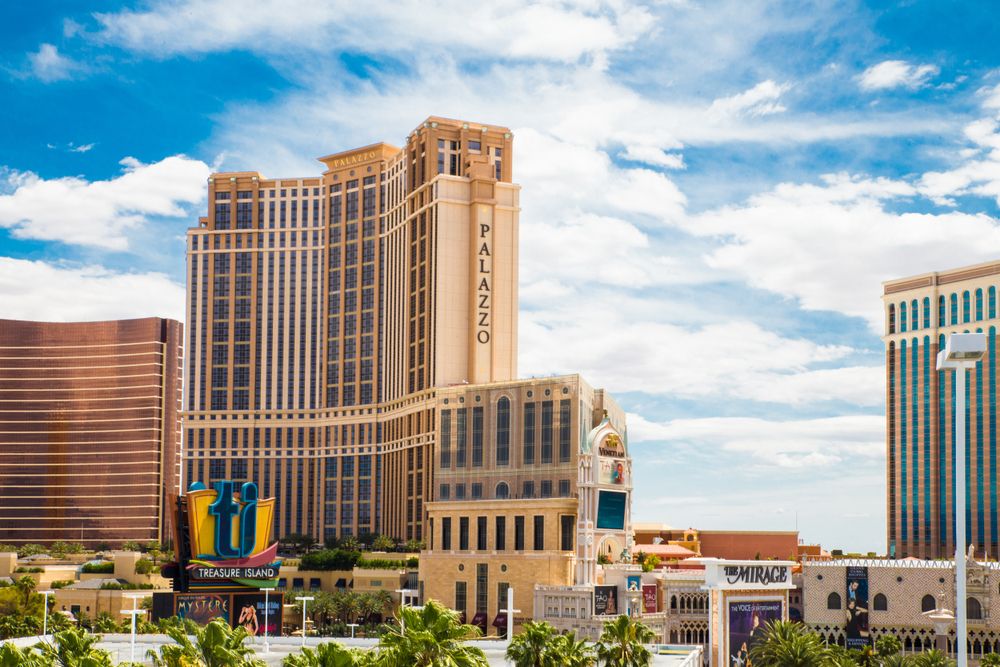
[0,318,182,547]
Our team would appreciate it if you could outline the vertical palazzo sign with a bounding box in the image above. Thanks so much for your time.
[475,204,493,346]
[845,566,870,649]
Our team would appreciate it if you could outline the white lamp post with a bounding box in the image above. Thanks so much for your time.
[259,587,272,654]
[394,588,421,633]
[40,591,53,640]
[346,623,359,638]
[936,332,986,667]
[295,596,314,647]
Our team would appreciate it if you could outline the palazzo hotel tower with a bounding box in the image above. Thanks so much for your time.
[883,261,1000,560]
[188,117,621,545]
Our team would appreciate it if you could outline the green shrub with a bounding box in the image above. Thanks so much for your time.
[14,567,43,573]
[134,558,155,574]
[300,549,361,571]
[50,580,75,589]
[81,562,114,574]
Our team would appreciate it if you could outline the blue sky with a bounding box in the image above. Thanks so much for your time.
[3,1,1000,553]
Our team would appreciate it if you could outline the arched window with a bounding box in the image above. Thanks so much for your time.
[951,293,959,325]
[670,595,677,610]
[495,397,510,466]
[968,597,983,620]
[939,295,946,327]
[889,304,896,334]
[495,482,509,499]
[976,288,984,321]
[873,593,887,611]
[911,299,919,330]
[900,301,908,332]
[990,286,996,319]
[827,592,841,609]
[923,297,931,329]
[921,594,936,612]
[963,291,971,323]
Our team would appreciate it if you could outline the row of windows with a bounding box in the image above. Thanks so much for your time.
[437,479,571,501]
[826,592,984,619]
[438,514,574,552]
[888,287,999,334]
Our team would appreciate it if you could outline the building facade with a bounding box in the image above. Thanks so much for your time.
[0,318,183,546]
[883,261,1000,559]
[185,117,517,543]
[419,375,631,632]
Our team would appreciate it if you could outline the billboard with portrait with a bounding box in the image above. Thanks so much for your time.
[598,459,627,485]
[594,585,620,616]
[176,593,230,625]
[845,566,870,649]
[727,599,782,667]
[232,592,283,637]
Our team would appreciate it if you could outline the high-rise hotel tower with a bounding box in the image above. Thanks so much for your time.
[185,117,518,542]
[883,261,1000,559]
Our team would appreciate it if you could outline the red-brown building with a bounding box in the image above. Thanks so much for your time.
[0,318,182,546]
[633,523,803,561]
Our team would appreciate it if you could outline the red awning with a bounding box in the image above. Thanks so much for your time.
[492,613,507,628]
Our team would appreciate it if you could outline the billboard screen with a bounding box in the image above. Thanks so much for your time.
[727,599,782,667]
[642,584,658,613]
[175,593,230,625]
[596,490,627,530]
[598,459,627,485]
[594,585,620,616]
[845,566,870,649]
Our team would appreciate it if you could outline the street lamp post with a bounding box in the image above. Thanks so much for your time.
[260,587,272,654]
[394,588,421,634]
[295,596,314,648]
[936,332,986,667]
[40,591,53,641]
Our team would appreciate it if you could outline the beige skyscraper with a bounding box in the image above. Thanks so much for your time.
[186,117,518,542]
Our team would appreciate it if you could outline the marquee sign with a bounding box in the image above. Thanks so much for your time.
[184,480,281,589]
[700,559,795,591]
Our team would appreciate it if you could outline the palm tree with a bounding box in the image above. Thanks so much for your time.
[282,642,373,667]
[909,650,955,667]
[550,632,595,667]
[747,621,827,667]
[376,599,487,667]
[14,575,37,608]
[596,615,656,667]
[37,626,114,667]
[148,618,265,667]
[0,642,50,667]
[506,621,558,667]
[980,654,1000,667]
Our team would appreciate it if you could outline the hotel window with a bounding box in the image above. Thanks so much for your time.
[540,480,552,498]
[459,517,469,551]
[455,581,467,612]
[496,397,510,466]
[456,408,468,467]
[471,483,482,499]
[977,289,984,321]
[923,297,931,329]
[523,402,536,464]
[560,515,575,551]
[497,582,510,611]
[439,484,450,501]
[455,483,466,500]
[541,401,553,463]
[472,407,484,467]
[533,515,545,551]
[911,298,918,330]
[888,304,895,334]
[476,563,488,614]
[491,146,502,181]
[964,290,971,323]
[938,295,945,327]
[495,516,506,550]
[559,399,571,462]
[522,481,534,498]
[899,301,907,332]
[495,482,509,499]
[951,293,958,325]
[514,516,525,550]
[558,480,571,497]
[442,517,452,550]
[477,516,487,550]
[209,459,226,480]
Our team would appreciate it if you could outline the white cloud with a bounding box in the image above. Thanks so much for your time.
[0,258,184,322]
[27,43,83,82]
[858,60,939,91]
[0,155,211,249]
[68,142,95,153]
[621,144,686,169]
[708,80,790,118]
[93,0,654,62]
[628,412,884,469]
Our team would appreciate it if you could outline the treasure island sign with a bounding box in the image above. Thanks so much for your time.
[154,481,283,628]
